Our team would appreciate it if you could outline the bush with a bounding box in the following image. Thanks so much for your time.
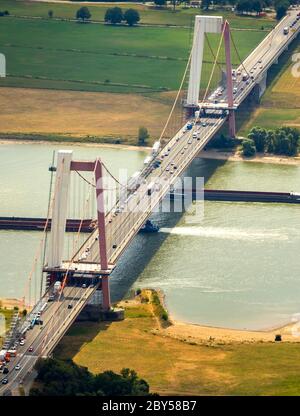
[138,126,149,146]
[242,139,256,157]
[161,311,168,321]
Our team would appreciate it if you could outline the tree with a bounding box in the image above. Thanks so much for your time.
[201,0,212,10]
[30,358,152,396]
[138,126,149,146]
[170,0,182,11]
[76,7,91,22]
[104,7,123,25]
[154,0,167,6]
[275,0,289,20]
[252,0,263,14]
[248,126,267,152]
[242,139,256,157]
[48,10,53,19]
[124,9,140,26]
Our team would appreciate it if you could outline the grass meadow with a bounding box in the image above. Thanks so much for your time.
[0,17,266,93]
[0,0,276,29]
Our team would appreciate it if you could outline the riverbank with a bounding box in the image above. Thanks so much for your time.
[199,148,300,166]
[56,289,300,395]
[0,138,151,152]
[1,138,300,166]
[142,289,300,344]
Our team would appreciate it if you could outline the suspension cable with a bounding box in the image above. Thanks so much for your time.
[204,32,223,73]
[230,30,251,78]
[200,22,226,105]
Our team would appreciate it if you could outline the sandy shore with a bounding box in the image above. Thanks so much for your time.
[0,298,25,309]
[162,320,300,344]
[153,289,300,344]
[0,139,151,152]
[199,149,300,166]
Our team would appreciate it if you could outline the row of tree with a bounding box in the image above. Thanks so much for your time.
[242,126,300,157]
[105,7,140,26]
[30,358,153,396]
[75,6,140,26]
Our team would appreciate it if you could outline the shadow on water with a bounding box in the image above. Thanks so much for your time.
[110,157,226,303]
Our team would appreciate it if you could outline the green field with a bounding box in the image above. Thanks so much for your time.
[0,0,276,29]
[0,17,266,93]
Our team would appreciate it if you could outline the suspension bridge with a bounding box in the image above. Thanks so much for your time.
[1,9,300,395]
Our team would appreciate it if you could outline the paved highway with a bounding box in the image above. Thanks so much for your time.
[1,8,300,395]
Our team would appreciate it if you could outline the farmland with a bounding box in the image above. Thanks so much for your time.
[0,18,266,93]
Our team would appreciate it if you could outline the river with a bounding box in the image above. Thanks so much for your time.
[1,142,300,330]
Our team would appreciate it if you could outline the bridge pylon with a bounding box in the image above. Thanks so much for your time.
[44,150,112,312]
[185,16,236,137]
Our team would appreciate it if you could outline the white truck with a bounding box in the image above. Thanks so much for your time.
[53,281,62,295]
[143,156,152,166]
[151,141,160,157]
[127,171,141,192]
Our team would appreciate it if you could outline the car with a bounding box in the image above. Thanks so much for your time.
[28,346,34,353]
[82,283,87,288]
[3,368,9,375]
[19,340,25,346]
[174,166,178,169]
[250,69,254,74]
[181,150,185,155]
[15,365,21,371]
[188,140,192,145]
[253,66,257,70]
[166,166,170,172]
[233,87,238,94]
[171,162,175,166]
[237,70,241,76]
[67,304,73,309]
[258,59,262,64]
[170,170,174,174]
[218,91,222,96]
[1,379,8,384]
[192,132,198,139]
[202,122,207,127]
